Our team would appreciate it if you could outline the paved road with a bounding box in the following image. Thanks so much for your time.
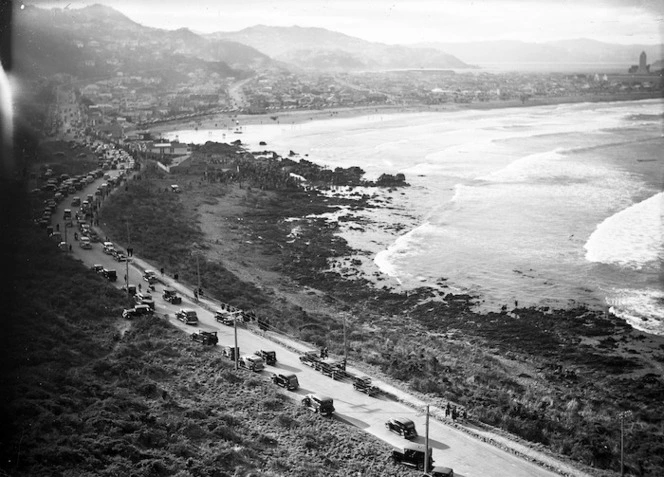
[51,166,583,477]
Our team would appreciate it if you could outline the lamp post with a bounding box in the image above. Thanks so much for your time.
[620,411,632,476]
[191,243,201,302]
[125,220,131,302]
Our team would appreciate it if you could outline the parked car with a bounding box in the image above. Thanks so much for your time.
[102,242,115,254]
[315,358,345,380]
[102,269,117,282]
[113,251,128,262]
[299,350,321,367]
[143,269,157,284]
[239,355,264,372]
[353,376,379,396]
[122,305,153,319]
[191,331,218,346]
[175,309,198,325]
[222,345,239,361]
[91,264,104,273]
[134,292,155,310]
[422,466,454,477]
[301,393,335,416]
[254,350,276,366]
[386,417,418,440]
[271,373,299,391]
[121,284,137,296]
[162,288,182,304]
[390,443,433,471]
[215,310,242,326]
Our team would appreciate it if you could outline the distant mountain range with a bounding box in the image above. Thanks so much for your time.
[417,39,663,68]
[13,4,663,79]
[13,4,275,80]
[208,25,472,71]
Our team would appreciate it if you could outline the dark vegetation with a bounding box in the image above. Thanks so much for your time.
[1,196,414,477]
[100,175,268,311]
[98,154,664,476]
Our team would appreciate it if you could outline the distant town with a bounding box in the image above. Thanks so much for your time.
[43,57,661,144]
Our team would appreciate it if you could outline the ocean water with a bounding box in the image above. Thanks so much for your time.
[168,99,664,334]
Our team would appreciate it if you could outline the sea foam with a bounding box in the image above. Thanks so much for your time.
[584,192,664,269]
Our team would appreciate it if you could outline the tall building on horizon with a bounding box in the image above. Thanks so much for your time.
[628,51,651,74]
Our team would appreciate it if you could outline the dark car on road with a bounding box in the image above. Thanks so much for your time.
[386,417,418,440]
[134,292,155,310]
[122,305,153,319]
[299,350,321,367]
[390,443,433,471]
[175,309,198,325]
[102,269,117,282]
[422,466,454,477]
[301,393,335,416]
[353,376,380,396]
[215,310,242,326]
[255,349,276,366]
[191,331,218,346]
[162,288,182,304]
[271,373,299,391]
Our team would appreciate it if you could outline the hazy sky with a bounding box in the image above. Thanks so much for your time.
[24,0,664,45]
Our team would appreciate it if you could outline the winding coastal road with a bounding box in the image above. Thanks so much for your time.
[53,162,587,477]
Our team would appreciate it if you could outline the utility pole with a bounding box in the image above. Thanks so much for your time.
[621,411,632,476]
[234,314,239,371]
[191,243,201,302]
[343,314,348,368]
[425,404,430,474]
[125,220,131,302]
[196,253,201,302]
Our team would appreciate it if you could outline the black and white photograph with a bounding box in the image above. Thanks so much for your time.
[1,1,662,476]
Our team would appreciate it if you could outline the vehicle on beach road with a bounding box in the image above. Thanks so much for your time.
[102,241,115,254]
[102,269,117,282]
[271,373,299,391]
[215,310,242,326]
[255,349,276,366]
[386,417,418,440]
[122,284,137,296]
[301,393,335,417]
[239,355,265,372]
[134,292,155,310]
[191,331,218,346]
[222,345,239,361]
[422,466,454,477]
[175,309,198,325]
[390,443,433,471]
[353,376,380,396]
[316,358,346,380]
[299,350,321,367]
[163,288,182,304]
[122,304,153,319]
[143,269,158,284]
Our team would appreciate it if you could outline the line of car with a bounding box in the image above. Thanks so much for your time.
[94,238,450,475]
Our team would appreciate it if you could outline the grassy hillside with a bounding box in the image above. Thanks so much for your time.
[0,195,412,476]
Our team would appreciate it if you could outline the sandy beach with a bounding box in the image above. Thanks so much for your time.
[146,91,661,135]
